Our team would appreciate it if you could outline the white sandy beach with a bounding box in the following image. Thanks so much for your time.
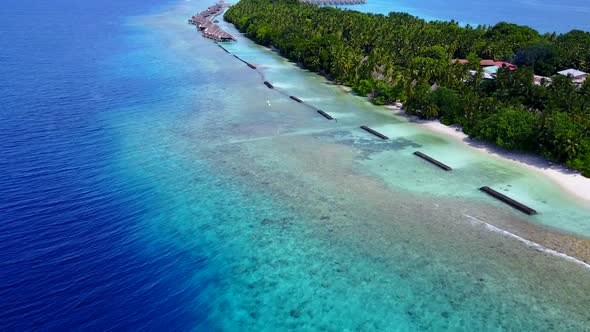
[387,106,590,203]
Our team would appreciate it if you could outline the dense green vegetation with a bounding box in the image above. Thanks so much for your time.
[224,0,590,176]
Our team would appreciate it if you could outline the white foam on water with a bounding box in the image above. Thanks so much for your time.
[269,83,298,90]
[323,112,356,119]
[297,97,325,103]
[463,214,590,271]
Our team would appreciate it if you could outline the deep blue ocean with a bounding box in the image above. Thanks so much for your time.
[2,0,590,330]
[0,0,214,330]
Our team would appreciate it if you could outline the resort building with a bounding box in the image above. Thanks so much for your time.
[557,68,588,85]
[479,59,517,71]
[483,66,500,75]
[479,59,496,67]
[452,59,517,71]
[534,75,551,86]
[494,61,517,71]
[468,70,495,80]
[451,59,469,65]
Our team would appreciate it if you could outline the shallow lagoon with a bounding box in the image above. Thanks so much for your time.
[215,16,590,238]
[118,1,590,329]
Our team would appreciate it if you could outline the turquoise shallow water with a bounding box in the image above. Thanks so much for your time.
[215,18,590,238]
[6,0,590,329]
[100,1,590,330]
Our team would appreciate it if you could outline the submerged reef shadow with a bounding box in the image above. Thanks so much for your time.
[313,130,421,159]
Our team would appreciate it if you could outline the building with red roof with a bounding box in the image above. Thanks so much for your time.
[479,59,517,71]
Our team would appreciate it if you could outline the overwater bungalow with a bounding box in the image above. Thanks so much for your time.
[199,20,213,30]
[203,25,236,42]
[188,1,236,42]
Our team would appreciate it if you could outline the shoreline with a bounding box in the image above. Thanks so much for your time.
[258,41,590,204]
[245,43,590,205]
[386,106,590,203]
[255,45,590,264]
[213,6,590,275]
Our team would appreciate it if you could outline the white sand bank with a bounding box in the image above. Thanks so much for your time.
[387,106,590,203]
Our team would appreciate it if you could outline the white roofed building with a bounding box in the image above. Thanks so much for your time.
[534,75,551,86]
[557,68,588,85]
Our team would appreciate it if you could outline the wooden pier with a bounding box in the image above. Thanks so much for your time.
[479,186,537,215]
[300,0,366,5]
[188,1,236,42]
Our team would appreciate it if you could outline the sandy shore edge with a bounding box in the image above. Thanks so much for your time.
[386,106,590,203]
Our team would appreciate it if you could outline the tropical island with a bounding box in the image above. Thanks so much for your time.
[224,0,590,177]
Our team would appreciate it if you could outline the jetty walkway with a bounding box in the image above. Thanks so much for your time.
[188,1,236,42]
